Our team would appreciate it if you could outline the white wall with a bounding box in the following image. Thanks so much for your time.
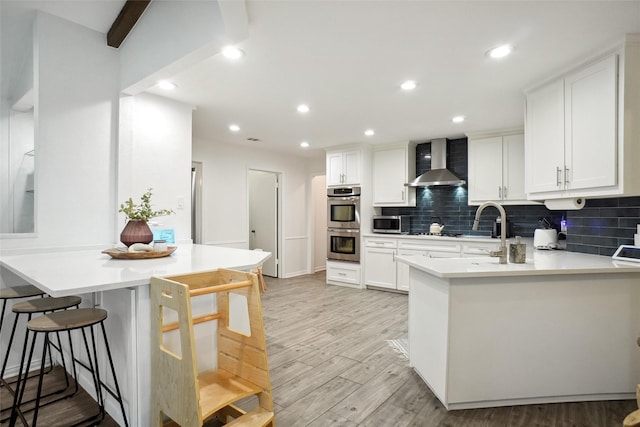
[1,12,120,251]
[192,138,324,277]
[311,174,327,272]
[118,93,193,244]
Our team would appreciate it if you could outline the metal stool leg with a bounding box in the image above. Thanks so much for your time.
[100,321,129,427]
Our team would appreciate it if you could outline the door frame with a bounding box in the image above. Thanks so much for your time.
[191,161,203,244]
[247,168,282,278]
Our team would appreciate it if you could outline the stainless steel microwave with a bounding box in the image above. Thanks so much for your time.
[372,216,410,234]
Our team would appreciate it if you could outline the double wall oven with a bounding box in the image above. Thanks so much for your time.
[327,186,360,263]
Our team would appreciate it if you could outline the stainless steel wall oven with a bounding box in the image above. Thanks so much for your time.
[327,186,361,262]
[327,228,360,262]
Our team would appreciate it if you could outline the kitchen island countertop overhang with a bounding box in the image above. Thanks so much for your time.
[0,244,271,426]
[0,244,271,297]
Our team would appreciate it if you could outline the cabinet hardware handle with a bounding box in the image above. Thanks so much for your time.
[338,272,346,276]
[401,190,405,201]
[498,187,502,198]
[556,167,562,187]
[503,186,508,199]
[564,167,570,186]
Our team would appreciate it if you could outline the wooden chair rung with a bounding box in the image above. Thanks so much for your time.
[162,312,222,333]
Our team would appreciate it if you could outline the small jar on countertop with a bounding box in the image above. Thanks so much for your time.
[509,236,526,264]
[153,240,167,252]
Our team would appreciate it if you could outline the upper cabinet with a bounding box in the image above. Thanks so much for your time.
[373,142,416,207]
[467,130,532,205]
[524,35,640,200]
[326,149,361,186]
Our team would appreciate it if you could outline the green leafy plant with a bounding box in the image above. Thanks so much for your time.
[119,188,174,222]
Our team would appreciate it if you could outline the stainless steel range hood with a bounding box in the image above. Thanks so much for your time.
[405,138,466,187]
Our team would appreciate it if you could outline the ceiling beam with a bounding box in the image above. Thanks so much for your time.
[107,0,151,48]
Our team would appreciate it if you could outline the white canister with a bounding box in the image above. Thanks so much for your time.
[154,240,168,251]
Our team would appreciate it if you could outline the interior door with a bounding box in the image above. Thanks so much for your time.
[248,170,278,277]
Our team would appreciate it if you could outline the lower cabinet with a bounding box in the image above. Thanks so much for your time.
[364,237,466,292]
[364,247,397,289]
[326,260,362,289]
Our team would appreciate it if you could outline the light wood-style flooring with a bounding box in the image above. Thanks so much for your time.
[255,271,635,427]
[1,271,635,426]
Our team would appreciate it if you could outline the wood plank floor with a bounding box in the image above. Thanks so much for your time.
[2,271,634,426]
[254,271,635,427]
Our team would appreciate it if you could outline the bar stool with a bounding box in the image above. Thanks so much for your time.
[0,296,82,422]
[9,308,129,427]
[0,285,45,334]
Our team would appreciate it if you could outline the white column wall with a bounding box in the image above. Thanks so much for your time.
[1,12,120,251]
[117,93,193,244]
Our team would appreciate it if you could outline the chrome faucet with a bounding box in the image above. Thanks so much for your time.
[472,201,508,264]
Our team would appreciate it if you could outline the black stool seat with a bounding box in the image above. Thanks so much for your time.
[12,296,82,314]
[28,308,107,332]
[0,285,44,300]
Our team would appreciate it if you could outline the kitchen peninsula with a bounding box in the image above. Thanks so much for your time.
[396,250,640,410]
[0,244,271,426]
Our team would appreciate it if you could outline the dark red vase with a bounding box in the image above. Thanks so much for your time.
[120,220,153,247]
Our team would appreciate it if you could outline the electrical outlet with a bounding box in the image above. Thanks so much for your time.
[177,196,185,210]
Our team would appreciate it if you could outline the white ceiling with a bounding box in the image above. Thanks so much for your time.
[8,0,640,159]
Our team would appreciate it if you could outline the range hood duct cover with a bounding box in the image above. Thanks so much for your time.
[405,138,466,187]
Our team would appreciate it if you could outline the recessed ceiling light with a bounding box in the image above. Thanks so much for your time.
[222,46,244,60]
[364,129,375,136]
[487,44,512,59]
[157,80,177,90]
[229,124,240,132]
[300,141,309,148]
[452,115,465,123]
[297,104,310,113]
[400,80,417,91]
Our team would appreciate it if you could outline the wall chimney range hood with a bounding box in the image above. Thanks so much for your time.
[405,138,466,187]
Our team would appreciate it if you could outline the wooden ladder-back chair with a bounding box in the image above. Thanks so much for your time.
[623,337,640,427]
[150,269,274,427]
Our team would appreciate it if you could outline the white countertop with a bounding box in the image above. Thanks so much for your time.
[396,249,640,278]
[0,244,271,297]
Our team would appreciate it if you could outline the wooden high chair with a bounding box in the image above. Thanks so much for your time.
[150,269,274,427]
[623,336,640,427]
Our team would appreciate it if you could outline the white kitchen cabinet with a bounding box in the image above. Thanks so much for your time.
[326,260,362,289]
[373,143,416,207]
[326,150,361,186]
[396,249,425,292]
[524,37,640,200]
[365,237,461,292]
[467,130,531,205]
[364,247,397,289]
[364,238,397,289]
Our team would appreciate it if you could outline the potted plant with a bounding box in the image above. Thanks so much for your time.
[119,188,174,247]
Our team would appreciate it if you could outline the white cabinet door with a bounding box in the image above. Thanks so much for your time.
[468,136,503,203]
[326,150,361,186]
[326,152,345,186]
[343,150,361,185]
[373,145,416,207]
[396,249,426,292]
[503,134,526,201]
[564,55,617,190]
[364,247,396,289]
[374,147,406,204]
[326,260,361,287]
[525,79,565,194]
